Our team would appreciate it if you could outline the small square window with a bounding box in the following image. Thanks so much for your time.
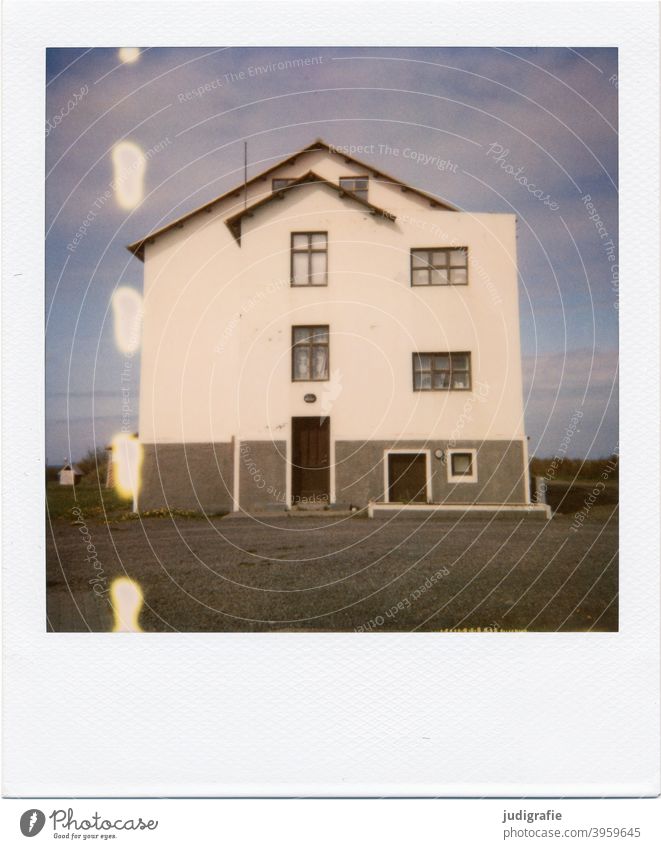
[447,449,477,483]
[451,453,472,476]
[272,178,297,191]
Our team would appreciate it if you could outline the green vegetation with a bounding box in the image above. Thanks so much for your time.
[75,447,109,486]
[529,454,618,481]
[46,481,132,521]
[46,482,226,523]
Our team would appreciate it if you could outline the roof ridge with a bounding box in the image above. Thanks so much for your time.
[127,139,457,260]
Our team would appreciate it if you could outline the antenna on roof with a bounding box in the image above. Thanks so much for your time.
[244,140,247,209]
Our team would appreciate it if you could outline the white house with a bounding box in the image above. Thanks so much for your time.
[58,462,83,486]
[128,139,540,515]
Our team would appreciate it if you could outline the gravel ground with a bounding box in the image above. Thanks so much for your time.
[46,504,618,633]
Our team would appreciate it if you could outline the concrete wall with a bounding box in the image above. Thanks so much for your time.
[139,442,233,513]
[238,440,287,510]
[335,439,528,506]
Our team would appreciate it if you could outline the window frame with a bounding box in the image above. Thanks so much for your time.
[412,352,472,391]
[383,449,433,504]
[272,178,297,192]
[339,175,369,201]
[447,448,478,483]
[410,246,469,287]
[290,231,328,287]
[291,325,330,382]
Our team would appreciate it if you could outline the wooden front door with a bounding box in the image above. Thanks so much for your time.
[291,417,330,504]
[388,453,428,503]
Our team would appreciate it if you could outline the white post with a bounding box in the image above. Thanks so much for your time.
[232,435,241,512]
[521,437,532,504]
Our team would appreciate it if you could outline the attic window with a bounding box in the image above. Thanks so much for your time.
[339,176,368,201]
[272,178,297,192]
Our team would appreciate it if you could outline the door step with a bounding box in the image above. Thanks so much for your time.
[368,501,552,519]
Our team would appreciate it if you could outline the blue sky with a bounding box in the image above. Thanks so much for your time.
[45,46,618,463]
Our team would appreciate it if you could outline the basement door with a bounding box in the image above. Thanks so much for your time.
[387,453,428,503]
[291,417,330,504]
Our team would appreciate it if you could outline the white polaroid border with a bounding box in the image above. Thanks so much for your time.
[2,1,659,797]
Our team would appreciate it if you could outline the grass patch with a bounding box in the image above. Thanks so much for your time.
[546,480,618,514]
[46,481,132,521]
[46,483,227,523]
[133,507,227,521]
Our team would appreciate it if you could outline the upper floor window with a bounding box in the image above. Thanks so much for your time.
[411,247,468,286]
[292,326,330,381]
[291,232,328,286]
[273,178,297,191]
[413,352,471,390]
[339,176,369,201]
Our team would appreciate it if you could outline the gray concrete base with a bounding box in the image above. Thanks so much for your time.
[138,438,530,514]
[335,439,529,505]
[139,442,233,513]
[238,440,287,510]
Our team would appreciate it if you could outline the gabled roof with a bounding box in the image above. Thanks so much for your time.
[225,170,396,243]
[126,138,458,260]
[60,464,83,474]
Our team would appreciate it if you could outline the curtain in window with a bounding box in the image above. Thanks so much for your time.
[312,345,329,379]
[292,252,308,285]
[310,251,326,285]
[294,346,310,380]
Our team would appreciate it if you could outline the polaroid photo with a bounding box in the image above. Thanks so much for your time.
[2,0,659,803]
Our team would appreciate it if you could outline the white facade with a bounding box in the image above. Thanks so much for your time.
[131,141,530,512]
[58,464,82,486]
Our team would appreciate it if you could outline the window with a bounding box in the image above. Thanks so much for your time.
[339,176,369,201]
[272,178,297,191]
[447,449,478,483]
[411,247,468,286]
[291,232,328,286]
[292,326,329,381]
[413,352,471,390]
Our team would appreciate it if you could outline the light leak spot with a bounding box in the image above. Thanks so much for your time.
[111,433,143,508]
[112,141,145,209]
[118,47,141,64]
[110,577,144,632]
[112,286,143,354]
